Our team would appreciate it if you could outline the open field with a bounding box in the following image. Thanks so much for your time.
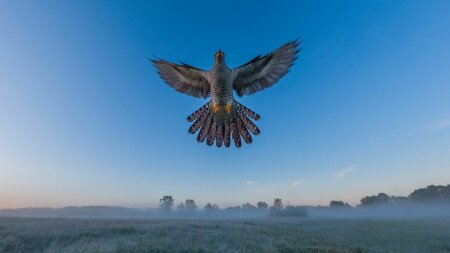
[0,217,449,253]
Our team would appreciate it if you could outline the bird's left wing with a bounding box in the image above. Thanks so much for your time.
[151,59,210,99]
[232,39,301,97]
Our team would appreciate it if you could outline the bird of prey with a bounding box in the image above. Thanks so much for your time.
[151,39,301,148]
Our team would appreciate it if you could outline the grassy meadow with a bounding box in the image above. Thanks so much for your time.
[0,217,449,252]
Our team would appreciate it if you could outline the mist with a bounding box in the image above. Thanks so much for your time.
[1,184,449,220]
[307,202,450,219]
[1,203,449,220]
[0,206,270,220]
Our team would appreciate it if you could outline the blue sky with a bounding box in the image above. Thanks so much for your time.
[1,0,449,208]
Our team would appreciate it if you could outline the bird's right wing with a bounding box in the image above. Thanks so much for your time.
[231,39,301,97]
[151,59,210,99]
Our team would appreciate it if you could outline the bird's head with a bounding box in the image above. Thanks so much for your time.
[214,50,225,62]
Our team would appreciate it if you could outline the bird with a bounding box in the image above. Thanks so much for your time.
[151,39,301,148]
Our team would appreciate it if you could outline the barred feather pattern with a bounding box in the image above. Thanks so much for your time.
[187,100,260,148]
[232,39,301,97]
[153,39,301,148]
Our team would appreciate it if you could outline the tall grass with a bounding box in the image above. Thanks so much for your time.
[0,217,449,252]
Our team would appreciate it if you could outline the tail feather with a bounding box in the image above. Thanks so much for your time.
[206,121,216,146]
[238,103,260,121]
[187,104,208,122]
[231,122,241,148]
[197,112,212,143]
[237,109,260,135]
[236,116,252,144]
[187,101,260,148]
[215,123,224,147]
[189,111,208,134]
[224,123,231,147]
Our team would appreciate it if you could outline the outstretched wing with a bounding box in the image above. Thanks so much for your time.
[151,58,210,98]
[232,39,301,97]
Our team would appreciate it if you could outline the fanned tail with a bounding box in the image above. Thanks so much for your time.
[197,113,212,143]
[224,123,231,147]
[237,108,260,135]
[231,122,241,148]
[206,121,216,146]
[187,101,260,148]
[237,103,260,121]
[187,104,208,122]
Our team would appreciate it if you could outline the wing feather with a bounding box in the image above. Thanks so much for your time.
[232,39,302,97]
[151,58,210,98]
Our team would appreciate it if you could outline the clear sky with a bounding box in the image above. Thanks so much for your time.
[1,0,449,209]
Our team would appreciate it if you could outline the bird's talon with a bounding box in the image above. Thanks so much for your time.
[212,104,219,113]
[225,104,231,114]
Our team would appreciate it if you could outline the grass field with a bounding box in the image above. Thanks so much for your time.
[0,217,449,253]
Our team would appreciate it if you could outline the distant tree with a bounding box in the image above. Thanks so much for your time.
[390,196,409,205]
[224,206,241,211]
[269,206,308,217]
[269,198,283,216]
[177,202,185,210]
[184,199,197,211]
[257,201,268,209]
[204,203,219,211]
[357,185,450,207]
[242,203,256,210]
[272,198,283,210]
[159,196,174,211]
[409,185,450,202]
[445,185,450,201]
[360,193,390,206]
[443,185,450,196]
[329,200,351,208]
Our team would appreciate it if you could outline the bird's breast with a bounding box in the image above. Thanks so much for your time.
[210,73,233,105]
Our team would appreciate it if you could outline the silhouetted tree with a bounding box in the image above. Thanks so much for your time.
[184,199,197,211]
[390,196,409,205]
[356,184,450,208]
[257,201,268,209]
[269,198,283,216]
[360,193,390,206]
[204,203,219,211]
[242,203,256,210]
[329,200,351,208]
[409,185,450,202]
[177,202,185,210]
[444,185,450,200]
[224,206,241,211]
[272,198,283,210]
[159,196,174,211]
[273,206,308,217]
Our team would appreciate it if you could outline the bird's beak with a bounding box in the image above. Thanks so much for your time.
[215,50,224,61]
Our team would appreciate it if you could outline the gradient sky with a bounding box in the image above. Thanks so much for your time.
[1,0,449,209]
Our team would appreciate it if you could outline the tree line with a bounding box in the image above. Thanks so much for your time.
[158,196,307,217]
[329,184,450,208]
[159,196,270,212]
[159,184,450,214]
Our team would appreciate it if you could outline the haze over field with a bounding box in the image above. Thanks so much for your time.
[1,1,450,211]
[1,1,450,252]
[2,217,450,253]
[1,184,449,220]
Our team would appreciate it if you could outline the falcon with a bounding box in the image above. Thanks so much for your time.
[151,39,301,148]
